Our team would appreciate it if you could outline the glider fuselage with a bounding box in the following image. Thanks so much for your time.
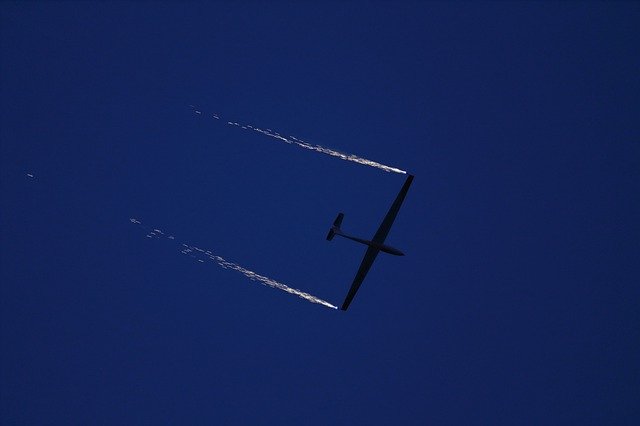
[334,231,404,256]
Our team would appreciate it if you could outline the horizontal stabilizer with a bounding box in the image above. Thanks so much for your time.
[326,213,344,241]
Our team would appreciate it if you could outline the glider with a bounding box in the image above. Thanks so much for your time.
[327,174,414,310]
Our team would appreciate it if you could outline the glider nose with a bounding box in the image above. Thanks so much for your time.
[381,245,404,256]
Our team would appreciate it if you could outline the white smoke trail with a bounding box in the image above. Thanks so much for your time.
[189,106,407,174]
[130,218,338,310]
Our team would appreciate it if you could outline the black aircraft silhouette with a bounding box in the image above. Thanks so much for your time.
[327,174,414,310]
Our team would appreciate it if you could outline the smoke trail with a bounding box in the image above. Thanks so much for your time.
[130,218,338,310]
[189,106,407,174]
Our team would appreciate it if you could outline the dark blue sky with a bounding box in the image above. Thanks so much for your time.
[1,2,638,424]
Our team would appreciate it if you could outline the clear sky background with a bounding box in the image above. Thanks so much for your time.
[1,2,639,424]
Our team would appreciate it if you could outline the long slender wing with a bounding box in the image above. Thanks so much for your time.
[340,175,414,311]
[341,247,380,310]
[372,174,414,244]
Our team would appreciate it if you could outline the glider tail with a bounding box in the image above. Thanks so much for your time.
[326,213,344,241]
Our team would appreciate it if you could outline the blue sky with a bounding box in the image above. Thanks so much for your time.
[1,2,639,424]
